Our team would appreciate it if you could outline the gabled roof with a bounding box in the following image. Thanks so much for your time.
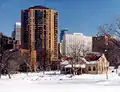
[61,53,107,66]
[85,53,107,64]
[85,52,102,62]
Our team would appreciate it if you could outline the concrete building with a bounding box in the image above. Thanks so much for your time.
[92,36,109,53]
[0,32,13,62]
[11,22,21,49]
[21,5,58,71]
[15,22,21,45]
[0,32,13,51]
[59,29,68,56]
[11,31,15,40]
[60,29,68,42]
[62,33,92,56]
[12,22,21,44]
[58,42,62,57]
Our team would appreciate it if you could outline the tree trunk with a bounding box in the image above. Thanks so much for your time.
[8,72,11,79]
[7,70,11,79]
[72,68,75,76]
[65,68,66,74]
[70,68,72,74]
[42,65,45,75]
[116,69,118,74]
[106,67,108,80]
[26,67,28,76]
[81,68,82,75]
[0,67,1,78]
[0,71,1,78]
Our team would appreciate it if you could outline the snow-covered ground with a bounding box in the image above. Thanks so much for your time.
[0,69,120,92]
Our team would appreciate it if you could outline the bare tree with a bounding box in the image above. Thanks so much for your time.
[36,49,53,75]
[67,42,90,76]
[0,49,17,79]
[19,51,31,74]
[97,20,120,72]
[0,49,31,79]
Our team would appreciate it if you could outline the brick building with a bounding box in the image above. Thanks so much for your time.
[21,5,58,71]
[92,36,109,53]
[0,32,13,51]
[0,32,13,62]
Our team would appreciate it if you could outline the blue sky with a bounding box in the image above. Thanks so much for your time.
[0,0,120,37]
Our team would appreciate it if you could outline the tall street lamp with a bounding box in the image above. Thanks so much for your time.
[105,49,108,80]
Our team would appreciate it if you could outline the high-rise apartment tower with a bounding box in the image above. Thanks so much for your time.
[21,5,58,71]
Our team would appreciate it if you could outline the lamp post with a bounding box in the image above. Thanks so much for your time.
[105,49,108,80]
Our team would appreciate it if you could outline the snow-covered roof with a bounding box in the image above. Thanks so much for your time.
[64,64,72,68]
[61,53,106,66]
[61,60,70,65]
[86,61,98,64]
[80,58,98,65]
[81,58,87,62]
[65,64,86,68]
[86,52,102,57]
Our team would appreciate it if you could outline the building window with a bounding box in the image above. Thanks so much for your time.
[44,10,46,18]
[88,66,91,71]
[93,67,96,71]
[44,25,46,30]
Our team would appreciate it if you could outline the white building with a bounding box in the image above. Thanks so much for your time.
[62,33,92,56]
[14,22,21,45]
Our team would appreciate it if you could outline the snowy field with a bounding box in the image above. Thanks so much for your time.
[0,68,120,92]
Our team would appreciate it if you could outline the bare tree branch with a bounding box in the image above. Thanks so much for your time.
[97,20,120,68]
[66,42,90,76]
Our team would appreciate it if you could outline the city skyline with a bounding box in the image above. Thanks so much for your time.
[1,0,120,37]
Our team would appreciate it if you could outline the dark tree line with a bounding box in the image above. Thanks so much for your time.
[0,49,30,79]
[37,50,58,73]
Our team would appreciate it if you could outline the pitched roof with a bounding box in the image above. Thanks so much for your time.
[85,52,102,62]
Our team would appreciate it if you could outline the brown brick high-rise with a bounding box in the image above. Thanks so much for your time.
[92,36,109,53]
[21,6,58,71]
